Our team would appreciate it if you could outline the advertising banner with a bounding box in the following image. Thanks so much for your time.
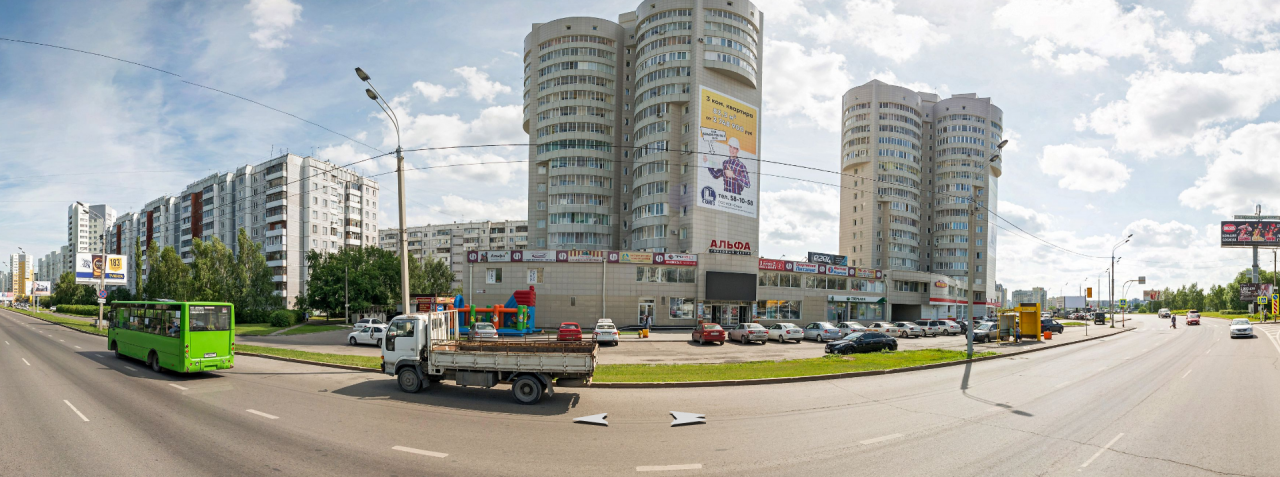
[521,250,556,262]
[1221,221,1280,247]
[31,281,52,297]
[1143,289,1160,300]
[659,253,698,266]
[0,292,13,301]
[852,268,884,279]
[794,263,819,274]
[1240,283,1273,302]
[74,253,127,286]
[557,250,603,263]
[807,252,848,266]
[618,252,654,264]
[758,258,795,271]
[826,265,848,276]
[697,86,759,218]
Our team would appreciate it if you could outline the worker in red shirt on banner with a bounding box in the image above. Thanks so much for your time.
[707,137,751,195]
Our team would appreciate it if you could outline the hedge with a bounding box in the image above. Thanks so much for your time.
[54,304,104,317]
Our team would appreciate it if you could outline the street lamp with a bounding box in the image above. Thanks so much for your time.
[963,147,1005,359]
[76,202,109,330]
[1110,234,1131,327]
[354,67,410,317]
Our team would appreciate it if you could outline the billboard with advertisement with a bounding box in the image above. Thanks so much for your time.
[806,252,848,266]
[617,252,653,264]
[31,281,52,297]
[1221,221,1280,247]
[74,253,127,286]
[697,87,759,218]
[1143,289,1161,300]
[520,250,556,262]
[1240,283,1273,302]
[758,258,794,271]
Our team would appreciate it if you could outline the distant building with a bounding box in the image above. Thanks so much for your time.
[380,220,529,291]
[994,283,1007,307]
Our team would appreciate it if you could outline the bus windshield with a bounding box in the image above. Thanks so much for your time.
[189,305,231,331]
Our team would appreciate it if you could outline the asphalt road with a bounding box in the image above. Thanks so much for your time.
[3,308,1278,476]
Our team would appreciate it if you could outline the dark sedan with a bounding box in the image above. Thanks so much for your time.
[1041,318,1064,334]
[825,332,898,355]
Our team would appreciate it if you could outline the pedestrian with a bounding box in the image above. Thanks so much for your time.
[1170,313,1177,329]
[1013,319,1021,343]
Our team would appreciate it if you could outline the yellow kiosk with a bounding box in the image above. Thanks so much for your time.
[999,304,1043,342]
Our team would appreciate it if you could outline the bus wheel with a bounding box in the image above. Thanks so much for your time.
[397,368,421,393]
[148,351,162,373]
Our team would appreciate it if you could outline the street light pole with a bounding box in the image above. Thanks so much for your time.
[963,146,1004,360]
[354,67,411,317]
[76,202,110,330]
[1110,235,1131,328]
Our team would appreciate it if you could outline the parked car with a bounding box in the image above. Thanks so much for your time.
[825,332,898,354]
[557,322,583,341]
[1186,310,1200,325]
[348,325,387,346]
[353,317,385,331]
[866,322,896,334]
[973,322,996,343]
[836,321,868,337]
[1158,308,1172,319]
[1093,312,1107,325]
[1041,318,1064,334]
[930,320,962,335]
[1041,312,1052,320]
[468,322,498,340]
[913,320,941,337]
[767,323,804,343]
[803,322,845,342]
[1229,318,1254,338]
[49,306,57,312]
[889,322,924,338]
[728,323,768,344]
[692,322,726,345]
[592,320,620,345]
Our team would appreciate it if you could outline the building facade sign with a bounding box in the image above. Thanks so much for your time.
[852,267,884,279]
[807,252,848,266]
[826,265,848,276]
[708,240,753,255]
[617,252,654,264]
[794,263,819,273]
[660,253,698,266]
[697,86,759,218]
[758,258,794,271]
[828,295,884,303]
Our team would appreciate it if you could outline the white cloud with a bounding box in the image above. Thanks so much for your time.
[1076,50,1280,157]
[452,66,511,103]
[1122,219,1198,248]
[1001,129,1022,153]
[762,39,852,130]
[1037,144,1130,193]
[751,0,809,22]
[796,0,948,62]
[244,0,302,49]
[997,201,1052,234]
[758,186,841,257]
[426,194,527,223]
[1188,0,1280,45]
[994,0,1207,71]
[1180,122,1280,215]
[412,81,457,102]
[382,101,528,186]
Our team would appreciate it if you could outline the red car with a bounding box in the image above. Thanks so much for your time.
[557,322,582,341]
[691,322,726,345]
[1186,310,1200,326]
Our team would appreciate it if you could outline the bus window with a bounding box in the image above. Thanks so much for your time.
[189,306,231,332]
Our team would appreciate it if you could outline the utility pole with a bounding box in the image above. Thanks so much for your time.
[344,261,350,324]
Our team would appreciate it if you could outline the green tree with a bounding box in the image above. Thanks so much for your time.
[190,237,236,303]
[410,254,457,296]
[300,246,399,318]
[232,228,280,323]
[144,246,191,301]
[132,237,145,296]
[52,271,81,306]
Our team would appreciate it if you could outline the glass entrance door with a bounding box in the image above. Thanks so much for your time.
[637,302,654,326]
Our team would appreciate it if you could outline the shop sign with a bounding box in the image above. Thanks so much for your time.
[807,252,848,266]
[934,280,949,288]
[828,295,884,303]
[708,240,753,255]
[660,253,699,266]
[522,250,556,262]
[758,258,794,271]
[826,265,848,276]
[557,250,603,263]
[852,268,883,279]
[794,263,819,273]
[618,252,654,264]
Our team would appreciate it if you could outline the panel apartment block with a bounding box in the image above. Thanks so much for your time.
[379,220,529,291]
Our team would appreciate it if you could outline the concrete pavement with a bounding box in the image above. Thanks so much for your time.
[3,307,1278,476]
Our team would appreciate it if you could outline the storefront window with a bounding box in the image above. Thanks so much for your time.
[806,276,847,290]
[827,302,849,322]
[851,279,885,293]
[758,271,799,287]
[670,297,695,319]
[853,303,884,321]
[755,300,801,320]
[637,266,696,283]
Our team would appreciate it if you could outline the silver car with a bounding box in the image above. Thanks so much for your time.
[803,322,845,342]
[468,322,498,340]
[836,321,868,337]
[888,322,924,338]
[973,322,996,343]
[1229,318,1254,338]
[728,323,768,344]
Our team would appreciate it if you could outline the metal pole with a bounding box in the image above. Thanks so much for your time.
[397,146,410,317]
[98,233,106,330]
[344,262,349,324]
[1109,256,1114,328]
[963,187,979,359]
[601,258,607,320]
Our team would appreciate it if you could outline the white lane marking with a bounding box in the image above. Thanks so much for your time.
[859,433,904,445]
[1205,348,1212,355]
[74,346,81,349]
[246,409,279,420]
[125,366,137,372]
[63,400,89,422]
[637,464,702,472]
[59,340,64,342]
[22,358,30,366]
[1055,381,1071,388]
[4,341,8,345]
[392,446,448,458]
[169,384,189,391]
[1182,369,1193,379]
[1081,433,1124,468]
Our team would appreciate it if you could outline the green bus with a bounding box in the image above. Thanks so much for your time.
[107,301,235,373]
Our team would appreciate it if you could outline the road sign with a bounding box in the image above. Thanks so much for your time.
[1138,276,1146,284]
[1118,299,1127,307]
[1086,287,1092,298]
[1258,296,1269,305]
[97,289,107,299]
[1234,215,1280,220]
[97,298,106,304]
[1273,294,1278,314]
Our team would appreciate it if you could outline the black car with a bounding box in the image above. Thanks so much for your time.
[1092,312,1107,325]
[1041,318,1064,333]
[825,332,898,354]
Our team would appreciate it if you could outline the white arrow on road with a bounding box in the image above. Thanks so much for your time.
[670,411,705,427]
[573,413,609,426]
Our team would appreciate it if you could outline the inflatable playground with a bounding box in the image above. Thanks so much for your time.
[445,286,539,336]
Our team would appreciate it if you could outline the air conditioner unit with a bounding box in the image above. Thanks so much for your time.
[656,112,663,118]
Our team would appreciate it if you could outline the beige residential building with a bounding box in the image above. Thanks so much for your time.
[379,220,529,291]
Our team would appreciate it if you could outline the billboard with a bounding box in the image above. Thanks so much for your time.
[1143,289,1160,300]
[697,87,759,218]
[31,281,52,297]
[806,252,848,266]
[75,253,127,286]
[1064,296,1086,308]
[1221,221,1280,247]
[1240,283,1273,302]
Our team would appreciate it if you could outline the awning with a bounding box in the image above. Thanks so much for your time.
[828,295,885,303]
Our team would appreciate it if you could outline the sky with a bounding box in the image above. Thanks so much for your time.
[3,0,1280,299]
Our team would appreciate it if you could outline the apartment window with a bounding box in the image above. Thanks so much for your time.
[537,201,546,210]
[486,268,502,284]
[536,220,546,228]
[537,183,546,192]
[570,296,576,306]
[537,238,546,247]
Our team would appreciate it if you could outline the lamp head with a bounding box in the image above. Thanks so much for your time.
[365,89,378,101]
[355,67,371,82]
[997,139,1008,149]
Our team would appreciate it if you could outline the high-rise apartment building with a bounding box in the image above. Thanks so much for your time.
[995,283,1007,308]
[379,220,529,291]
[108,153,380,306]
[839,80,1004,319]
[67,203,116,272]
[524,0,764,262]
[9,253,33,296]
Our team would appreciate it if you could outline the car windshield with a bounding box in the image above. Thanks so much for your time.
[597,324,615,330]
[817,323,835,329]
[703,324,722,330]
[1231,319,1250,325]
[844,332,865,340]
[475,323,495,330]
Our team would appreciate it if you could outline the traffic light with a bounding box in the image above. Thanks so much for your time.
[1086,287,1092,298]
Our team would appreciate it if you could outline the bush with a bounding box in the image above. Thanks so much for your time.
[268,310,297,327]
[54,304,102,317]
[1219,310,1249,315]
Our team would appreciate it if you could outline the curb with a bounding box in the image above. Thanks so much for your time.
[4,309,108,338]
[590,327,1136,388]
[236,351,380,373]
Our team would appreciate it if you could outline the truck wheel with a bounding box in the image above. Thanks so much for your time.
[397,368,422,393]
[512,376,543,404]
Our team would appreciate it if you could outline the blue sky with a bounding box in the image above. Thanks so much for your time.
[3,0,1280,297]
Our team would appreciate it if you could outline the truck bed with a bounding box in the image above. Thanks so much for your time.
[426,340,596,376]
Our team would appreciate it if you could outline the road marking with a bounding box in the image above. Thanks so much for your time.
[63,400,89,422]
[22,358,30,366]
[392,446,448,458]
[74,346,80,349]
[859,433,903,445]
[59,340,64,342]
[125,366,137,372]
[1182,369,1193,379]
[246,409,279,420]
[3,341,7,345]
[1205,348,1212,355]
[637,464,702,472]
[1081,433,1124,468]
[169,384,189,391]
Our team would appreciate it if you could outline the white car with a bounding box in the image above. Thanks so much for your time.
[888,322,924,338]
[836,321,868,337]
[913,320,941,337]
[468,322,498,340]
[767,323,805,343]
[353,317,385,331]
[348,325,387,346]
[935,320,963,335]
[866,322,897,334]
[803,322,845,342]
[593,321,620,345]
[1229,318,1254,338]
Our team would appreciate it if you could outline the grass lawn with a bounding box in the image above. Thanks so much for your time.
[281,324,347,336]
[1062,322,1087,327]
[594,349,998,383]
[234,323,285,336]
[236,344,381,369]
[5,307,107,336]
[1199,312,1266,322]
